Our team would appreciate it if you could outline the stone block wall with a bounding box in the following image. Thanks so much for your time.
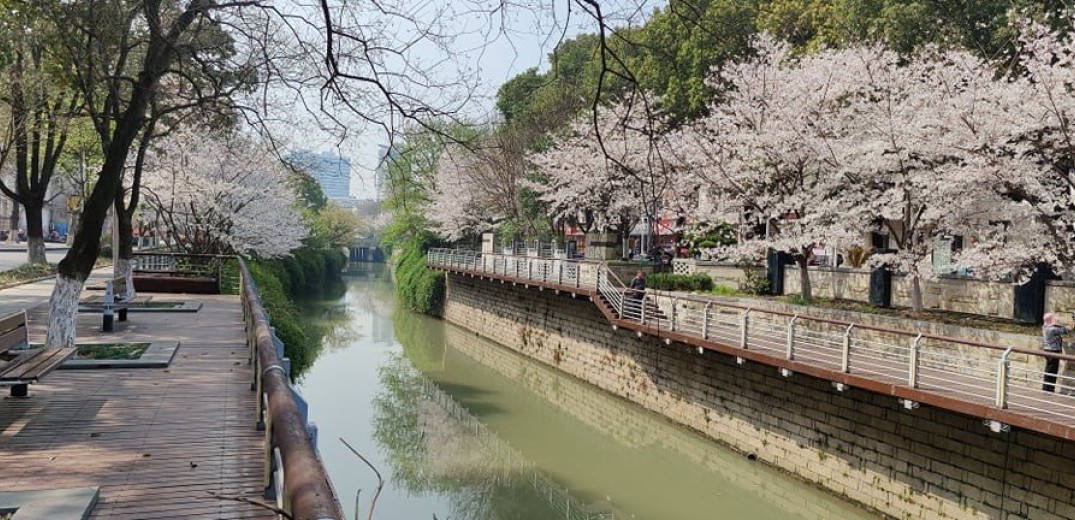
[784,266,872,302]
[1045,281,1075,316]
[444,273,1075,520]
[691,262,766,290]
[782,267,1015,318]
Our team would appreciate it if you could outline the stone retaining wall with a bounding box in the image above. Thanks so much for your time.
[444,273,1075,520]
[782,267,1017,318]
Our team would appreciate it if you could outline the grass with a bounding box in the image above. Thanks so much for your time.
[706,285,742,297]
[74,343,150,360]
[0,262,56,287]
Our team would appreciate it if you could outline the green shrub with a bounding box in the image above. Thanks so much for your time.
[248,261,310,371]
[646,273,714,292]
[295,249,325,286]
[393,240,445,316]
[278,259,304,293]
[322,248,347,274]
[219,259,240,295]
[787,294,810,306]
[741,267,771,295]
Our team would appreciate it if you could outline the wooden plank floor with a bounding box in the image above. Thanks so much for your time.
[0,294,273,519]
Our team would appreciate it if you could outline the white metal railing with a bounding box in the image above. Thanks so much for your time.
[428,249,1075,428]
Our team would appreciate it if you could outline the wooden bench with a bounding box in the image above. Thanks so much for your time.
[0,311,76,397]
[79,276,148,332]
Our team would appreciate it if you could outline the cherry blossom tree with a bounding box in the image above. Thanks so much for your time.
[672,37,868,301]
[141,128,307,258]
[953,15,1075,282]
[427,146,504,241]
[831,45,1041,310]
[529,103,659,247]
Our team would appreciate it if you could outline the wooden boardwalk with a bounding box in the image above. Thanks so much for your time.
[0,293,272,519]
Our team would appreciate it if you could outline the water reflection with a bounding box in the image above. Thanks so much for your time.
[298,264,877,520]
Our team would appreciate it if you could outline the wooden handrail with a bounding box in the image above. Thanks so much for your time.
[239,258,343,520]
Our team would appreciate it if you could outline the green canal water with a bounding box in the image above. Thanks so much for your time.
[296,264,878,520]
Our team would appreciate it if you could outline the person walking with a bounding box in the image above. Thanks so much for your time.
[1042,313,1068,393]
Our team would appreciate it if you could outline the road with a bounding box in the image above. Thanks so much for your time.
[0,247,69,272]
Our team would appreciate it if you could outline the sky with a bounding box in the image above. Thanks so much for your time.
[272,1,664,201]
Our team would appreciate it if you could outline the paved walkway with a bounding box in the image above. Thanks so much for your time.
[0,244,70,272]
[0,281,272,519]
[0,269,111,317]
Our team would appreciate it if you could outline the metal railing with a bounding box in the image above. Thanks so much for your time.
[428,249,1075,427]
[132,252,236,291]
[239,258,345,519]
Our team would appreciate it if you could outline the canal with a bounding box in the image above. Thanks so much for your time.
[296,264,878,520]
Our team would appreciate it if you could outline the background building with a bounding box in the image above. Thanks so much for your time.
[291,150,352,200]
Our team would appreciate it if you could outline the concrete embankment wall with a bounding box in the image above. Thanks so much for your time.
[444,273,1075,520]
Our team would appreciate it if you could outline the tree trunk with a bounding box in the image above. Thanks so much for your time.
[46,163,126,348]
[798,253,812,302]
[24,200,46,264]
[27,236,46,265]
[44,274,82,348]
[910,275,924,312]
[7,203,17,244]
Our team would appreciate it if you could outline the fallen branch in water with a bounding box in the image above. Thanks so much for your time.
[341,436,384,520]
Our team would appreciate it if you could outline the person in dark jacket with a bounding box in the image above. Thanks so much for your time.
[1042,313,1068,393]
